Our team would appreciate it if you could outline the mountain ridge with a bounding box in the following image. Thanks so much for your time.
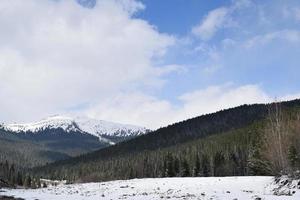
[33,99,300,182]
[0,115,148,167]
[1,115,148,145]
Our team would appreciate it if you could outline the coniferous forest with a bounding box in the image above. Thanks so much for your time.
[32,100,300,183]
[1,99,300,188]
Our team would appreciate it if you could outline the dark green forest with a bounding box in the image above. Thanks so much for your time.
[0,128,109,167]
[1,99,300,188]
[32,100,300,183]
[0,161,40,188]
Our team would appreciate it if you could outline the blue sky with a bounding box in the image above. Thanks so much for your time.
[1,0,300,128]
[138,0,228,35]
[137,0,300,98]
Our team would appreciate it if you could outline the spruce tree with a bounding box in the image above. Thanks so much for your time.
[181,159,190,177]
[8,164,15,185]
[174,157,180,177]
[201,154,210,177]
[165,153,175,177]
[193,155,200,177]
[24,175,32,188]
[288,145,298,168]
[17,172,23,186]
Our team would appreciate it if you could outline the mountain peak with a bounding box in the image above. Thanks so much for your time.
[2,115,148,144]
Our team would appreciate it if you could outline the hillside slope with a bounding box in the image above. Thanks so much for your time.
[0,116,147,167]
[0,128,106,167]
[34,100,300,182]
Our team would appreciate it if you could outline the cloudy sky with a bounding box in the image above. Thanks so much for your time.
[0,0,300,129]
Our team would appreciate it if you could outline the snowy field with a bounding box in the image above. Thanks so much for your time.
[1,176,300,200]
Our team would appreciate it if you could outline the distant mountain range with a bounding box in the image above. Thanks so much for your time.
[0,115,148,167]
[1,115,147,145]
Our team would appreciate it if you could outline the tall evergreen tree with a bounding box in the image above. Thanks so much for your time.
[193,155,201,177]
[174,157,180,177]
[17,172,23,186]
[288,145,298,169]
[181,159,190,177]
[201,154,210,177]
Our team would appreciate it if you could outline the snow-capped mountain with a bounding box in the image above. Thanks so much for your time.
[2,115,148,145]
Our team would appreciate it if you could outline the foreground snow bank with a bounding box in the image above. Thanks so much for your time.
[1,176,300,200]
[266,176,300,196]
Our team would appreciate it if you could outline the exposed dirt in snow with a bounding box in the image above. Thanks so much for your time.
[0,195,24,200]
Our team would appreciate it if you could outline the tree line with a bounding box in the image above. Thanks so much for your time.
[2,100,300,184]
[33,100,300,182]
[0,161,41,188]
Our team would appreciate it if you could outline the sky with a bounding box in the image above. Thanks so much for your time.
[0,0,300,129]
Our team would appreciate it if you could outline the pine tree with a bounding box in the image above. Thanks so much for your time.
[129,167,135,179]
[4,160,9,180]
[165,153,175,177]
[24,175,32,188]
[174,157,180,177]
[17,172,23,186]
[288,145,298,168]
[248,142,273,175]
[181,159,190,177]
[201,154,210,177]
[162,158,167,177]
[8,164,16,185]
[214,151,225,176]
[193,155,200,177]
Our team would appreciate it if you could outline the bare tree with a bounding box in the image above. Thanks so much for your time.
[263,102,290,174]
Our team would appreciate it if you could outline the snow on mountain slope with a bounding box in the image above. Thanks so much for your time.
[3,116,80,133]
[73,116,147,137]
[2,115,148,142]
[2,176,299,200]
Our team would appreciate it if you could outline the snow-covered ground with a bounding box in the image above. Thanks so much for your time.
[1,177,299,200]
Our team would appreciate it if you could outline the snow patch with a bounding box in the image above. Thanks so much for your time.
[2,176,300,200]
[2,115,147,144]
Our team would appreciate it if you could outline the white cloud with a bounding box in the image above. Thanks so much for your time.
[245,30,300,48]
[85,84,278,129]
[84,93,175,129]
[0,0,176,123]
[281,93,300,101]
[295,8,300,21]
[177,84,271,120]
[114,0,145,15]
[283,6,300,22]
[192,7,230,41]
[1,0,300,130]
[231,0,252,9]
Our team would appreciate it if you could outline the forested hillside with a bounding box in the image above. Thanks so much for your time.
[33,99,300,183]
[0,161,39,188]
[0,128,108,167]
[0,116,147,168]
